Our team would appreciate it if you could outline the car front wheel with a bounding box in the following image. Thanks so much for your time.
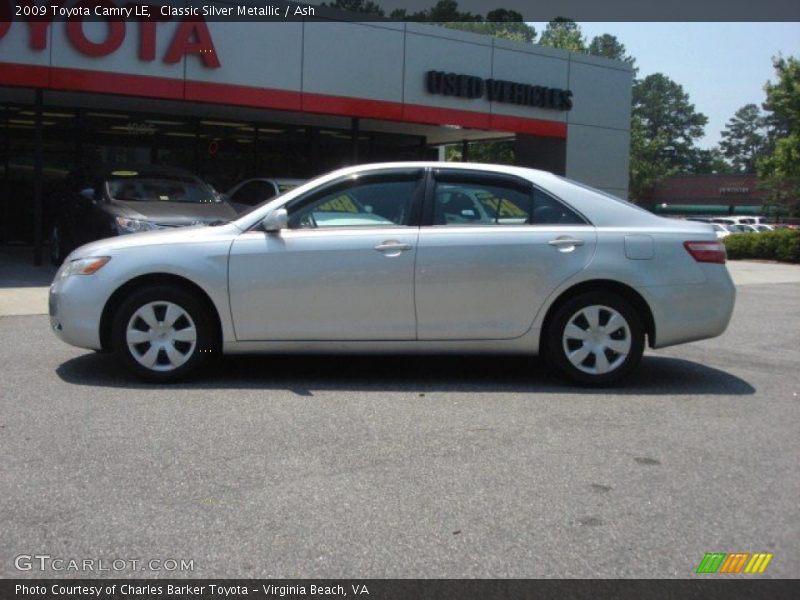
[111,285,217,382]
[546,292,645,386]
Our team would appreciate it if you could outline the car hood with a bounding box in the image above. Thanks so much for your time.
[110,199,238,225]
[65,222,243,260]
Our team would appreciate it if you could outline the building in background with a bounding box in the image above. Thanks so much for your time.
[641,174,770,217]
[0,9,633,256]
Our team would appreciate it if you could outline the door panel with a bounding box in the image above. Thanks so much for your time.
[229,168,424,341]
[229,229,418,340]
[416,169,595,341]
[415,225,596,340]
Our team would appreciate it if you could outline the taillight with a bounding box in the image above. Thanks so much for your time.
[684,240,727,264]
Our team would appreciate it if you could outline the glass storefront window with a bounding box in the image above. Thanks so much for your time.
[0,100,429,246]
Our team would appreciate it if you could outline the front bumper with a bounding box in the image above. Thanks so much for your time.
[49,272,109,350]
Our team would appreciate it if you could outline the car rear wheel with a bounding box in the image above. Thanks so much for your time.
[546,291,644,386]
[111,285,217,382]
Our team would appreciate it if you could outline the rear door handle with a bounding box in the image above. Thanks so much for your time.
[548,238,585,247]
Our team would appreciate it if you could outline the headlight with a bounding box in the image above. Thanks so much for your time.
[62,257,111,277]
[115,216,157,234]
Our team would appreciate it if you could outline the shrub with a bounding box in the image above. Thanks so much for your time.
[723,229,800,263]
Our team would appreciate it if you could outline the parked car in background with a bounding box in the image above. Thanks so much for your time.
[226,177,305,213]
[713,223,732,239]
[711,216,771,227]
[49,166,238,265]
[49,162,735,386]
[753,224,774,232]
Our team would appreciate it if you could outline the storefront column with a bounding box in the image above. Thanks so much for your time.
[33,89,43,266]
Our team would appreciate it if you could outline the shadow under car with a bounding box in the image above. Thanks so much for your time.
[55,353,756,396]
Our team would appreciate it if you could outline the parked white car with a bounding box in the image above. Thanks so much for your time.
[49,162,736,386]
[713,223,732,239]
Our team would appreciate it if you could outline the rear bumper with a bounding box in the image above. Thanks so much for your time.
[641,264,736,349]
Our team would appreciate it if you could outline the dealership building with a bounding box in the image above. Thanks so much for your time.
[0,5,633,256]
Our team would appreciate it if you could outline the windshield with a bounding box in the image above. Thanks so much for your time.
[106,174,220,204]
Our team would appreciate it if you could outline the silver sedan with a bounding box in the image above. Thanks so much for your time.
[49,162,735,385]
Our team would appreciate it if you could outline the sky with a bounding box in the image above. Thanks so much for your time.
[534,22,800,149]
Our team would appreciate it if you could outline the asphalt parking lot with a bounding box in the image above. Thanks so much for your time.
[0,260,798,578]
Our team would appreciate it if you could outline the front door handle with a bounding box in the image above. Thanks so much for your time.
[374,242,413,253]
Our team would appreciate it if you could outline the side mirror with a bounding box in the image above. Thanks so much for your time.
[261,208,288,232]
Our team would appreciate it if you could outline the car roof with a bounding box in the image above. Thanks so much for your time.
[235,162,710,233]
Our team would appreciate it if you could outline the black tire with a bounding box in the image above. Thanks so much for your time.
[545,291,645,386]
[111,285,218,383]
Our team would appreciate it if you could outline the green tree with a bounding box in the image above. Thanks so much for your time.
[629,73,708,198]
[392,0,479,21]
[392,2,536,44]
[320,0,384,16]
[629,117,678,200]
[686,147,733,174]
[587,34,636,72]
[632,74,708,170]
[445,140,515,165]
[758,55,800,215]
[719,104,770,173]
[538,18,586,53]
[445,10,536,43]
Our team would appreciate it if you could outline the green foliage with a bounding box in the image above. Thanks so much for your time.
[632,74,708,166]
[719,104,771,173]
[587,34,637,73]
[538,18,586,53]
[391,1,536,43]
[757,55,800,216]
[320,0,385,16]
[443,19,536,43]
[723,229,800,263]
[392,0,479,21]
[629,73,708,199]
[628,117,678,199]
[686,147,733,174]
[445,141,515,165]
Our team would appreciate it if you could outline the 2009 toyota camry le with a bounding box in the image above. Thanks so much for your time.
[49,162,735,386]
